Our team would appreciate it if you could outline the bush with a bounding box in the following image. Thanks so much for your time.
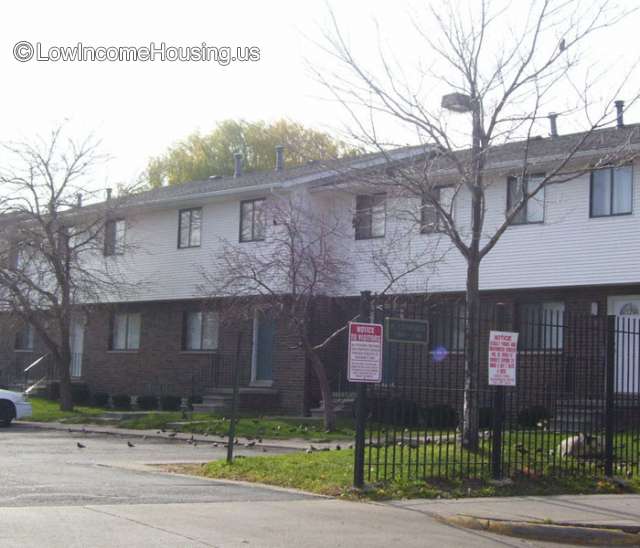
[112,393,131,410]
[71,383,91,405]
[160,394,182,411]
[422,404,458,429]
[367,397,420,427]
[136,395,159,411]
[479,406,494,429]
[518,405,552,428]
[92,392,110,408]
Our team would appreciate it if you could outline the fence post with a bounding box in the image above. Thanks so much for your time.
[353,290,371,489]
[604,315,616,477]
[491,303,506,480]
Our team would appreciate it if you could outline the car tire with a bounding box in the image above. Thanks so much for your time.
[0,400,15,427]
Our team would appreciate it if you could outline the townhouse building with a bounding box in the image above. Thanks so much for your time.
[2,118,640,416]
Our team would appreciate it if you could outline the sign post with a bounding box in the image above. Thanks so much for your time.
[489,304,517,480]
[352,291,384,489]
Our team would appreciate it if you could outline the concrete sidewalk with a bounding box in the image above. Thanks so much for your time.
[390,494,640,544]
[17,420,342,452]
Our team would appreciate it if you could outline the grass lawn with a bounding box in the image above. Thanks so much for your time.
[26,397,355,442]
[29,397,104,423]
[169,448,640,500]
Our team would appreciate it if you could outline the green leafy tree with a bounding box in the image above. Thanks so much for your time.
[145,119,358,187]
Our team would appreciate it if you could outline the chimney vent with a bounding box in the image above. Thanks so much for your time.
[76,193,83,208]
[548,113,558,137]
[234,153,243,178]
[615,100,625,128]
[106,188,112,201]
[275,145,284,171]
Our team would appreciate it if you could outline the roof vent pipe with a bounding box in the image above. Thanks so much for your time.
[76,193,83,208]
[548,113,558,137]
[275,145,284,171]
[615,100,625,128]
[106,188,112,201]
[234,152,243,178]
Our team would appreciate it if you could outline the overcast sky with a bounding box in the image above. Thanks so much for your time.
[1,0,638,191]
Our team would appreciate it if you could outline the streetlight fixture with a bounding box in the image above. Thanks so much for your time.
[441,92,473,113]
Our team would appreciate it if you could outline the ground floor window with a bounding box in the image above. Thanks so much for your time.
[183,311,219,351]
[519,301,565,350]
[110,312,141,351]
[14,323,34,351]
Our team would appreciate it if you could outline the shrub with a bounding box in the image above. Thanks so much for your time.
[71,383,91,405]
[367,397,420,427]
[422,404,458,429]
[92,392,110,408]
[479,406,494,429]
[160,394,182,411]
[136,395,159,411]
[112,393,131,410]
[518,405,552,428]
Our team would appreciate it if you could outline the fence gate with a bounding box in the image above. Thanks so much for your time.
[358,299,640,484]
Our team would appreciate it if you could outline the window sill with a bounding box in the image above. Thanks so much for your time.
[177,245,201,250]
[589,212,633,219]
[107,350,139,354]
[355,235,386,241]
[239,239,266,244]
[250,380,274,387]
[506,221,545,227]
[180,350,219,355]
[14,349,35,353]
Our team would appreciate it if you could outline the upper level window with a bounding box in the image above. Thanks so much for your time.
[519,301,564,350]
[15,323,34,351]
[178,208,202,248]
[421,187,455,233]
[355,193,386,240]
[240,199,266,242]
[110,312,141,351]
[507,175,545,224]
[590,165,633,217]
[104,219,126,256]
[183,311,219,351]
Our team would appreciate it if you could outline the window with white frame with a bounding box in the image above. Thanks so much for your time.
[183,311,219,351]
[507,175,545,224]
[519,302,565,350]
[110,312,141,351]
[590,165,633,217]
[15,323,34,351]
[239,199,266,242]
[421,186,454,233]
[355,193,386,239]
[104,219,126,256]
[178,208,202,248]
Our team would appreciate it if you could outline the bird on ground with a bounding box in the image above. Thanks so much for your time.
[77,442,86,449]
[127,441,135,448]
[168,432,177,438]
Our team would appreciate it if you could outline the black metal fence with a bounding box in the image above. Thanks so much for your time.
[356,298,640,483]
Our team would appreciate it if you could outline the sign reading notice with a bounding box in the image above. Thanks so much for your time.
[347,322,383,383]
[488,330,519,386]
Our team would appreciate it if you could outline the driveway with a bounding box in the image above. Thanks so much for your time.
[0,425,552,547]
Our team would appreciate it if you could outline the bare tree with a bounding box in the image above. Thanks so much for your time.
[203,189,440,430]
[0,126,133,411]
[318,0,640,448]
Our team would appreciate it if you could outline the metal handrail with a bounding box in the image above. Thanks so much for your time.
[23,353,48,374]
[24,376,47,395]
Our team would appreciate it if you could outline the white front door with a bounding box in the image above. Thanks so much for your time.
[608,296,640,393]
[70,316,85,378]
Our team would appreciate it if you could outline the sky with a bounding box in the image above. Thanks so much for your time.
[0,0,638,191]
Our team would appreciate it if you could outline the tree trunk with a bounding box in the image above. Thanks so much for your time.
[307,347,336,431]
[58,351,73,412]
[462,257,480,450]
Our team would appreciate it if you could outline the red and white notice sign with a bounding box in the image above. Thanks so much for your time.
[488,330,519,386]
[347,322,383,383]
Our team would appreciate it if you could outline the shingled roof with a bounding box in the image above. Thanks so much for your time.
[107,122,640,211]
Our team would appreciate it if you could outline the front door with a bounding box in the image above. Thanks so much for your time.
[608,296,640,393]
[69,316,85,378]
[252,310,275,384]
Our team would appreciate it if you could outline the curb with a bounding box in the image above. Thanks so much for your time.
[16,421,334,453]
[439,514,640,546]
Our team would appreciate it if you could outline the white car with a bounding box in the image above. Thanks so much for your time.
[0,389,32,426]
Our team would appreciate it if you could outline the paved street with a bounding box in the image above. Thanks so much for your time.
[0,425,559,547]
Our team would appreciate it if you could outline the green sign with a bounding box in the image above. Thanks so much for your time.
[385,317,429,345]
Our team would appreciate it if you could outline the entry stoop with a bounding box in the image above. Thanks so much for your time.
[193,387,280,414]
